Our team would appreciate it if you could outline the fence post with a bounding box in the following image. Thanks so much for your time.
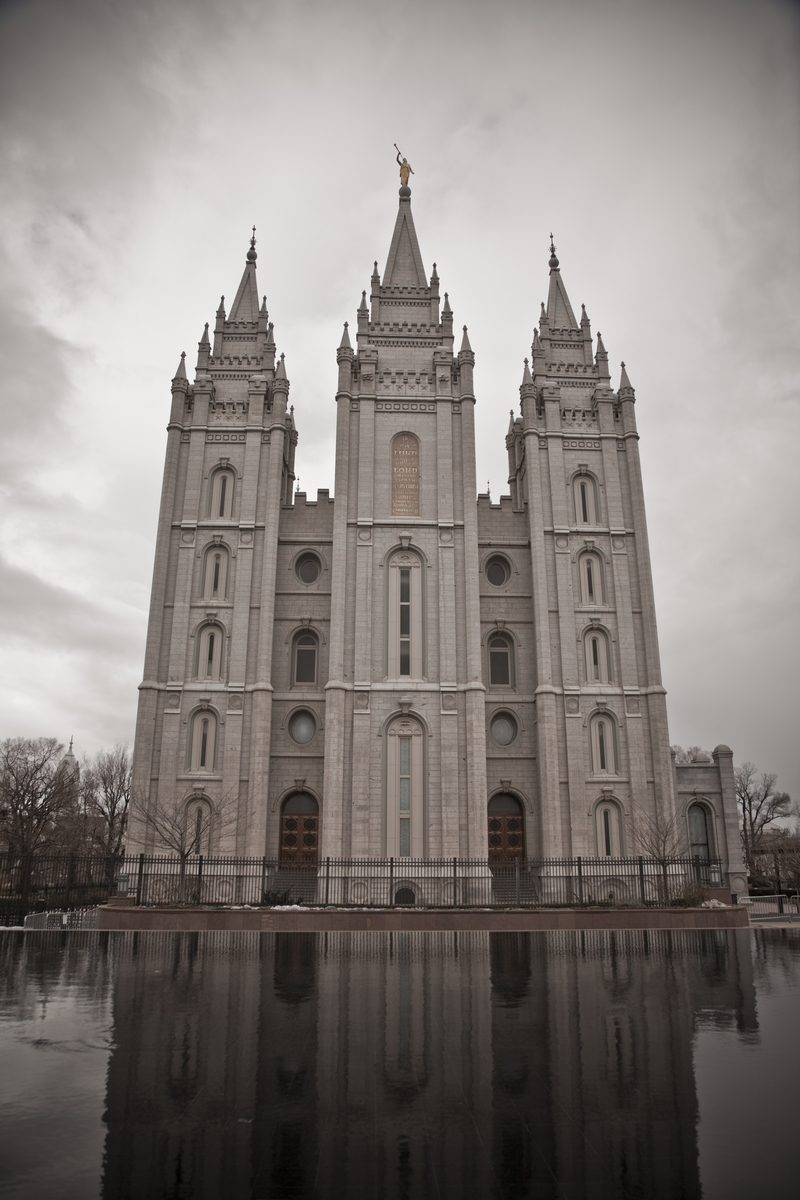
[452,857,457,907]
[136,852,145,907]
[515,857,520,907]
[577,857,584,907]
[64,853,75,910]
[638,856,646,905]
[389,857,394,907]
[325,856,331,907]
[197,855,204,903]
[20,853,33,919]
[260,856,267,904]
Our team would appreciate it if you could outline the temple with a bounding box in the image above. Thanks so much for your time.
[128,186,746,898]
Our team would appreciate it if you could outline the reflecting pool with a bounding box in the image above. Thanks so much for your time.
[0,929,797,1199]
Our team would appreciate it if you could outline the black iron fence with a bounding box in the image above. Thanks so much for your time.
[0,853,120,926]
[0,852,726,923]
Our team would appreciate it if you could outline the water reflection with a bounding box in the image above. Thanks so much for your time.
[1,929,797,1199]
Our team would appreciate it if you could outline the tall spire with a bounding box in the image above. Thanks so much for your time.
[383,189,427,287]
[228,228,260,322]
[545,234,579,331]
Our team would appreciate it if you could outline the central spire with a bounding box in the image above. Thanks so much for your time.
[383,189,427,288]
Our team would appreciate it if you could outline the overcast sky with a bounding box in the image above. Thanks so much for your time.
[0,0,798,798]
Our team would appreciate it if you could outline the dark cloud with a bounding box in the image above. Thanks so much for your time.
[0,0,797,791]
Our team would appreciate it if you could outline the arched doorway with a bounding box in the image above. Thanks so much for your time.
[280,793,320,864]
[487,793,525,861]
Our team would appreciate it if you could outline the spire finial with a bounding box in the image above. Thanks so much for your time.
[69,736,73,752]
[548,234,559,270]
[247,227,257,262]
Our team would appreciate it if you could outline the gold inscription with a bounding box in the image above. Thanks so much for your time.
[392,434,419,516]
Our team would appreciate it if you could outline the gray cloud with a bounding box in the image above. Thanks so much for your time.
[0,0,797,793]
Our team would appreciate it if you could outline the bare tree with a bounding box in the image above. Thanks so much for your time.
[671,745,711,765]
[129,788,237,902]
[81,745,131,858]
[735,762,792,876]
[633,804,689,860]
[0,738,80,857]
[631,801,691,904]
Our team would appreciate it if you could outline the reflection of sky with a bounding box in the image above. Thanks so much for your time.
[0,960,111,1199]
[694,931,800,1197]
[0,0,797,798]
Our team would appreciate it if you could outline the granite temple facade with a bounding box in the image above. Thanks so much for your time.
[128,183,746,897]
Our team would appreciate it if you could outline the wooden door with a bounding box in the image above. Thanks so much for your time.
[280,812,320,864]
[488,812,525,861]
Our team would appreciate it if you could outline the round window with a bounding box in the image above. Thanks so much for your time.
[485,556,510,587]
[289,710,316,744]
[490,713,517,746]
[295,553,321,584]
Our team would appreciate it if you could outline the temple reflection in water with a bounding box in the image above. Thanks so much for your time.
[102,930,756,1199]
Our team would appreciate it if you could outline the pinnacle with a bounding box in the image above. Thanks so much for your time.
[174,351,187,380]
[339,321,352,350]
[619,361,634,392]
[460,325,472,354]
[521,358,533,386]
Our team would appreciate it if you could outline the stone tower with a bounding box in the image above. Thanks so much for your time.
[129,190,745,897]
[323,183,487,858]
[130,232,299,855]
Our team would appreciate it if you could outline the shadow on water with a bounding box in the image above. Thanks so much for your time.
[0,928,798,1199]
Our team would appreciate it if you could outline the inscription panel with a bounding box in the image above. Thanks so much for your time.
[392,434,419,516]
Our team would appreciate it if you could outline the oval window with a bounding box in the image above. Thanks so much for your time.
[485,556,510,587]
[295,553,321,584]
[490,713,517,746]
[289,710,316,744]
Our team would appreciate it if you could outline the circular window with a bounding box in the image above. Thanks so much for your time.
[295,553,321,584]
[485,556,510,587]
[490,712,517,746]
[285,818,297,830]
[288,710,316,744]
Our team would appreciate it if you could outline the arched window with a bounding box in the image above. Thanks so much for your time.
[487,793,525,861]
[688,804,712,860]
[387,551,423,679]
[280,793,320,864]
[188,709,218,772]
[202,545,230,601]
[209,467,235,520]
[595,799,623,856]
[573,474,598,525]
[185,797,212,855]
[590,712,618,775]
[196,623,223,681]
[488,634,514,688]
[584,627,612,683]
[292,632,318,686]
[579,552,605,606]
[386,716,424,857]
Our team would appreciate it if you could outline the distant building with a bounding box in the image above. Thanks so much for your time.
[128,184,746,896]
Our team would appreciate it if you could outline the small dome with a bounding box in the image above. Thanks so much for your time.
[713,744,733,755]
